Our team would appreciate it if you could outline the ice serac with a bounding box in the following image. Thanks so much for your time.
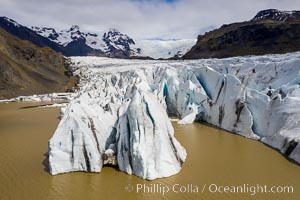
[194,67,258,138]
[48,68,186,179]
[48,98,116,175]
[116,86,186,180]
[154,66,256,138]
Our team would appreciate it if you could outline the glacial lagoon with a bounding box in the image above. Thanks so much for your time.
[0,102,299,200]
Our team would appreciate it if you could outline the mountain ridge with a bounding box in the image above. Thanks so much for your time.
[0,16,68,55]
[183,9,300,59]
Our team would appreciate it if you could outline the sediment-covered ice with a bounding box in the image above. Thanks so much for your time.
[48,52,300,179]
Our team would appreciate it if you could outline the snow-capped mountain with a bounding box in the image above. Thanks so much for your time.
[103,29,139,57]
[0,16,196,59]
[31,26,140,58]
[252,9,300,22]
[31,25,197,59]
[135,39,196,59]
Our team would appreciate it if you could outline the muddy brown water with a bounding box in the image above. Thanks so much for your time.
[0,102,299,200]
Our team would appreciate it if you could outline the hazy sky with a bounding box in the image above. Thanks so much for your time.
[1,0,299,39]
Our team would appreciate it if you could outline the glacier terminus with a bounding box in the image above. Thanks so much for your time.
[48,52,300,180]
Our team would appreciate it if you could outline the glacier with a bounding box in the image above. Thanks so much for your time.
[135,39,197,59]
[48,52,300,179]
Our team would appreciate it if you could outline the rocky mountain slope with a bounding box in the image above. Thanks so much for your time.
[183,9,300,59]
[0,28,76,99]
